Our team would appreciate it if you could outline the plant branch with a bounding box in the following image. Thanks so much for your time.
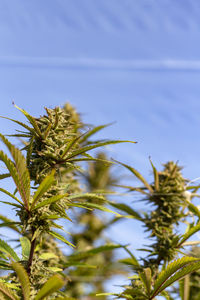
[27,229,36,275]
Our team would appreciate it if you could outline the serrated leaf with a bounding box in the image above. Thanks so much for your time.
[40,214,60,220]
[152,257,200,297]
[0,280,20,291]
[43,121,52,140]
[31,228,42,242]
[49,231,75,248]
[65,140,136,161]
[39,253,58,260]
[61,133,85,158]
[0,282,19,300]
[0,200,22,208]
[0,173,11,179]
[20,237,31,260]
[118,257,139,267]
[26,136,34,166]
[0,261,12,270]
[154,261,200,296]
[0,239,20,261]
[113,160,153,193]
[33,193,68,210]
[149,157,159,191]
[188,202,200,219]
[68,244,122,261]
[96,293,118,297]
[80,123,113,144]
[160,290,174,300]
[0,188,23,206]
[30,170,55,209]
[113,184,148,195]
[0,215,21,233]
[64,261,96,268]
[56,297,77,300]
[108,201,142,220]
[67,201,121,216]
[47,267,63,272]
[177,223,200,247]
[0,115,35,134]
[139,268,151,296]
[35,274,64,300]
[67,192,105,202]
[12,262,30,300]
[0,134,30,209]
[14,104,42,137]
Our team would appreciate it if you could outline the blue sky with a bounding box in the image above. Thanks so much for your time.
[1,0,200,293]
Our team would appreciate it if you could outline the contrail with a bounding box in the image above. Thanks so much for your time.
[1,56,200,71]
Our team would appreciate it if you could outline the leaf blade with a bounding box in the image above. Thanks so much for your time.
[12,262,30,300]
[35,274,64,300]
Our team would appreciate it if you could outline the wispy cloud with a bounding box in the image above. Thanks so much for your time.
[2,56,200,71]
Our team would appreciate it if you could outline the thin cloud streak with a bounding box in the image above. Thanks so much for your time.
[2,56,200,71]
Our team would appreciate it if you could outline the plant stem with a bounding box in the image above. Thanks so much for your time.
[27,229,36,275]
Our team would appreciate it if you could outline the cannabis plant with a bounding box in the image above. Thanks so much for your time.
[0,104,200,300]
[104,160,200,299]
[0,104,133,299]
[66,152,124,298]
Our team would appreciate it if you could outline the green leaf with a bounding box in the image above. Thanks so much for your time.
[33,193,68,210]
[118,257,140,267]
[14,104,42,137]
[43,121,52,139]
[0,200,22,208]
[149,157,159,191]
[96,293,118,297]
[0,282,19,300]
[35,274,64,300]
[0,261,12,270]
[108,201,142,220]
[0,239,20,261]
[49,231,75,248]
[67,201,122,216]
[152,257,200,298]
[64,140,136,160]
[68,244,122,261]
[160,291,174,300]
[20,237,31,260]
[63,261,96,269]
[177,223,200,247]
[80,123,113,143]
[0,134,30,209]
[12,262,30,300]
[67,192,105,202]
[30,170,55,209]
[26,136,34,166]
[31,228,41,241]
[39,253,58,260]
[0,173,11,179]
[0,215,21,233]
[0,115,35,134]
[0,280,20,291]
[113,160,153,193]
[47,267,63,272]
[154,261,200,296]
[56,297,77,300]
[0,187,23,206]
[113,184,148,195]
[61,134,84,158]
[139,268,152,296]
[188,202,200,219]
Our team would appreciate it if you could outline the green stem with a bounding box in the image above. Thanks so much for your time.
[27,229,36,275]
